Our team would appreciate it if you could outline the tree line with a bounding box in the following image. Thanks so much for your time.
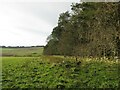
[43,2,120,59]
[0,46,44,48]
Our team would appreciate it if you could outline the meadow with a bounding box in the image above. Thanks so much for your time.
[1,47,43,57]
[1,47,120,89]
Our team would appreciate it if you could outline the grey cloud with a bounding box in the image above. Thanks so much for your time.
[0,1,79,46]
[8,2,72,26]
[17,27,48,36]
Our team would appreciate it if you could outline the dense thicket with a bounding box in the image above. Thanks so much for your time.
[43,2,120,58]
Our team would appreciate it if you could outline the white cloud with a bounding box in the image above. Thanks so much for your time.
[0,1,78,46]
[0,0,80,3]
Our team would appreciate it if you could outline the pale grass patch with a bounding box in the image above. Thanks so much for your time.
[85,58,92,62]
[101,58,119,64]
[83,57,119,65]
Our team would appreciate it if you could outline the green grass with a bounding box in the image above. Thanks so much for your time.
[2,56,119,89]
[1,47,43,57]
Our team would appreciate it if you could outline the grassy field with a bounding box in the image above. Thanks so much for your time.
[1,47,43,57]
[1,47,120,89]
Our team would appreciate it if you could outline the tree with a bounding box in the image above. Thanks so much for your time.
[44,2,119,59]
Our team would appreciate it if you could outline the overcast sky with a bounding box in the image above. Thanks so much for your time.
[0,0,79,46]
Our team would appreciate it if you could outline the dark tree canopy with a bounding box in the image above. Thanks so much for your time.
[43,2,120,58]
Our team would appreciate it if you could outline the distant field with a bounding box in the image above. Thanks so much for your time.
[1,47,43,57]
[2,56,119,88]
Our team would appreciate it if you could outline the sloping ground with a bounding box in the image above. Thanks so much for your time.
[2,56,119,89]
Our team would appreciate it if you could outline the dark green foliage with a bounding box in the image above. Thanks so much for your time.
[2,57,119,88]
[44,2,120,58]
